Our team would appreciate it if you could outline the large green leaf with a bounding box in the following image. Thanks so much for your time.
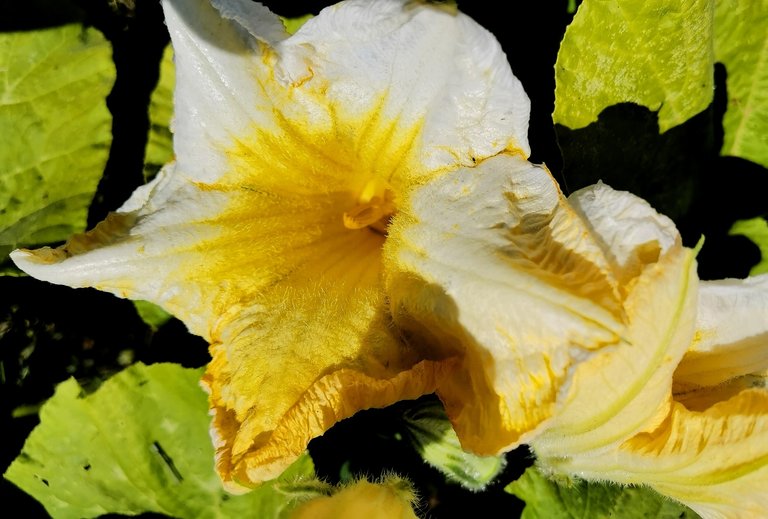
[506,467,699,519]
[714,0,768,169]
[0,24,114,261]
[554,0,714,132]
[143,44,175,182]
[4,362,314,518]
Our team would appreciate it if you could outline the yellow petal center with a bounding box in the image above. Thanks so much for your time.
[343,178,396,234]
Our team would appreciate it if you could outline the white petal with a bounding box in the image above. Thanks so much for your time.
[164,0,530,187]
[675,275,768,387]
[569,182,680,285]
[278,0,531,169]
[386,153,623,453]
[161,0,288,183]
[10,163,227,337]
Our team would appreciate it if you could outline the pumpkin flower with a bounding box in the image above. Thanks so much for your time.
[11,0,540,489]
[10,1,768,513]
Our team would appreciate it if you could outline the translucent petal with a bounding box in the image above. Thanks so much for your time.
[386,153,625,454]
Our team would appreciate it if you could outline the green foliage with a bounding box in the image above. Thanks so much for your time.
[730,217,768,275]
[402,402,505,491]
[144,44,175,182]
[714,0,768,169]
[506,467,700,519]
[133,300,173,330]
[0,24,114,262]
[554,0,714,132]
[4,363,314,518]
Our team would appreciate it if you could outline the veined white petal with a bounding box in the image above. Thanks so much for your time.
[10,163,228,337]
[165,0,530,184]
[161,0,288,183]
[675,275,768,387]
[386,153,623,453]
[534,243,698,454]
[273,0,531,170]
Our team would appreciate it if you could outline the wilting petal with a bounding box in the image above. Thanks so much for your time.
[386,153,625,454]
[531,185,699,454]
[568,182,679,287]
[544,387,768,519]
[12,0,533,488]
[675,275,768,388]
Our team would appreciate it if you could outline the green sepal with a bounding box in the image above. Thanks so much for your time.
[402,401,505,491]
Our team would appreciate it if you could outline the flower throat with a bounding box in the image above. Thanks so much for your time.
[343,178,396,235]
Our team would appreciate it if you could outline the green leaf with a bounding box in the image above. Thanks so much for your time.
[4,362,314,518]
[0,24,114,261]
[714,0,768,169]
[506,467,700,519]
[554,0,714,132]
[730,217,768,275]
[402,402,505,491]
[133,299,173,330]
[143,44,175,182]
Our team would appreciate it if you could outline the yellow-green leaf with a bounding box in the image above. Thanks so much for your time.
[281,14,314,35]
[143,44,175,182]
[0,24,114,261]
[506,467,699,519]
[714,0,768,169]
[133,299,172,330]
[730,217,768,275]
[554,0,714,132]
[4,363,314,518]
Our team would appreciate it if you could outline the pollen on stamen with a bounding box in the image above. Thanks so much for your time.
[343,178,396,235]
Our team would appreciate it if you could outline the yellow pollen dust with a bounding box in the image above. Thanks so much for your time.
[343,178,396,235]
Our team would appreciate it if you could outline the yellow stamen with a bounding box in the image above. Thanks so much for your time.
[343,178,396,233]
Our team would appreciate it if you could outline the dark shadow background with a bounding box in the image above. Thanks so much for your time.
[1,1,765,517]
